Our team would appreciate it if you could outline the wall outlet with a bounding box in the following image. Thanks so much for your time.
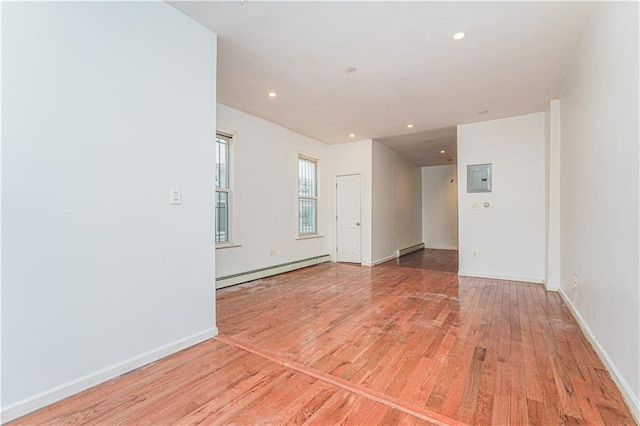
[472,250,478,258]
[269,248,276,257]
[572,273,578,289]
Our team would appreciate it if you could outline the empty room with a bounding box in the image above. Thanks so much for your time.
[1,1,638,425]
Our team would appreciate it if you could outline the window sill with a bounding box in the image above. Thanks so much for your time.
[216,243,242,250]
[296,234,324,241]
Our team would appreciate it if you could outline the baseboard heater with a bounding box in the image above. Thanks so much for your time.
[397,242,425,258]
[216,254,332,289]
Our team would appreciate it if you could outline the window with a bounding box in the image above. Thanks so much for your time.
[298,156,318,236]
[215,134,231,244]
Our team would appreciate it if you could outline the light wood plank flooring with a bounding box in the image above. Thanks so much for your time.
[11,251,636,425]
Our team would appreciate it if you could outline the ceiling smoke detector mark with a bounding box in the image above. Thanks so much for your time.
[345,66,357,74]
[478,110,489,115]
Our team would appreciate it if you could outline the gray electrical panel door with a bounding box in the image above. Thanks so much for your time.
[467,164,492,193]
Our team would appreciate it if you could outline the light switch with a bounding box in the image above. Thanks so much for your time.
[169,187,181,205]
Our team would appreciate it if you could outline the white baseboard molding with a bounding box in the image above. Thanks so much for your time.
[458,271,544,284]
[0,327,218,423]
[370,253,397,266]
[558,289,640,423]
[424,245,458,251]
[396,243,425,257]
[216,254,331,289]
[368,243,428,267]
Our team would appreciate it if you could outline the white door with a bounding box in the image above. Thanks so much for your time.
[336,174,362,263]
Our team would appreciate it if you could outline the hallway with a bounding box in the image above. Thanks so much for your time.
[380,248,458,273]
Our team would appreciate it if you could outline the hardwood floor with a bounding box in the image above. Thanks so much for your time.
[13,339,435,425]
[380,249,458,273]
[11,252,636,425]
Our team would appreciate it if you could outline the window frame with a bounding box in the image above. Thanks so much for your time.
[215,132,233,246]
[298,155,319,237]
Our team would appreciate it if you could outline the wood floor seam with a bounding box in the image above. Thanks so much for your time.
[216,334,468,426]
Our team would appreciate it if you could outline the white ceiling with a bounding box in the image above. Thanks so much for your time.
[170,1,592,166]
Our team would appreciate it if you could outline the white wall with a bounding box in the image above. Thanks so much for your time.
[215,104,330,277]
[327,140,373,265]
[371,140,422,264]
[421,165,458,250]
[558,2,639,416]
[457,113,546,283]
[1,2,217,420]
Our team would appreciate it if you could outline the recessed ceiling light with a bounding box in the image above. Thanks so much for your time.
[268,92,277,97]
[453,32,465,40]
[478,110,489,114]
[349,133,356,138]
[407,124,414,128]
[440,150,446,154]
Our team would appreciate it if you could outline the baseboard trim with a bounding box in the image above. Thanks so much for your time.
[0,327,218,423]
[397,243,425,257]
[370,254,397,266]
[558,289,640,423]
[458,271,544,284]
[216,254,331,289]
[424,245,458,251]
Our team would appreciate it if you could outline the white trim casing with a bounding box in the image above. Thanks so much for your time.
[215,132,233,246]
[297,154,320,238]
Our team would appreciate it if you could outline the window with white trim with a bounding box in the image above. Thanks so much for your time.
[298,156,318,236]
[215,134,231,244]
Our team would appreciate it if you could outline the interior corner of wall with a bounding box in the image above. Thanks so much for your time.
[544,279,560,292]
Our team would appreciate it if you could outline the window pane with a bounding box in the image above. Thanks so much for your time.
[299,198,317,235]
[216,191,228,243]
[298,158,316,197]
[216,137,228,189]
